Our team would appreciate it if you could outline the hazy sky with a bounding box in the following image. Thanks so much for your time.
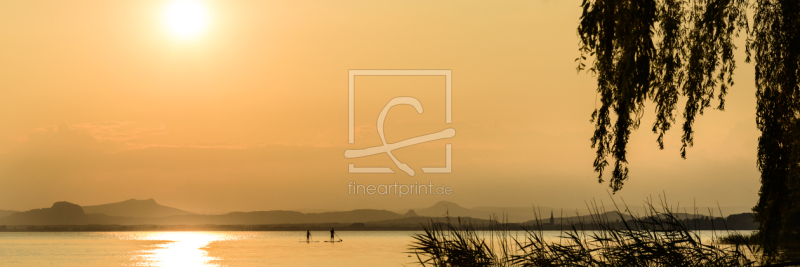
[0,0,760,214]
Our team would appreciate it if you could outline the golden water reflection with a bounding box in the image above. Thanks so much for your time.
[133,232,231,267]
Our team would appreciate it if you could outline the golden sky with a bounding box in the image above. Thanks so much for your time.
[0,0,760,213]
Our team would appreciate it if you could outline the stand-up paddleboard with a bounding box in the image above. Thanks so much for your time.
[299,240,320,242]
[324,240,343,243]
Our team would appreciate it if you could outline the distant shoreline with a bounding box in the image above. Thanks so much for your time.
[0,222,758,232]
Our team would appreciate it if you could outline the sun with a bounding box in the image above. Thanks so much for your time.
[162,0,210,39]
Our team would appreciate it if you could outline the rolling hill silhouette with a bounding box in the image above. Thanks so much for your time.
[0,202,90,225]
[0,200,758,230]
[81,199,194,218]
[0,201,404,225]
[416,201,483,218]
[414,201,551,222]
[151,209,404,225]
[0,210,18,219]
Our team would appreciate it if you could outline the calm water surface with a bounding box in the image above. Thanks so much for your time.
[0,231,421,267]
[0,230,754,266]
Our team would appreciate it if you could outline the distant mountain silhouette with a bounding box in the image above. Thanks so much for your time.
[0,210,18,219]
[413,201,546,222]
[471,206,555,222]
[416,201,486,218]
[523,211,634,225]
[0,201,404,225]
[153,209,403,225]
[82,199,194,218]
[404,209,418,217]
[368,216,493,227]
[0,200,758,229]
[0,202,89,225]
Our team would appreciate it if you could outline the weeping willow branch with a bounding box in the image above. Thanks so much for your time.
[577,0,748,192]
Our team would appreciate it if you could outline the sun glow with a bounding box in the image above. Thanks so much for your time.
[162,0,210,39]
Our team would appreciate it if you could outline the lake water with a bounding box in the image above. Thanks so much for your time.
[0,231,421,267]
[0,230,755,266]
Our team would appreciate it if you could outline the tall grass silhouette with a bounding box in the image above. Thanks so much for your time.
[409,196,776,267]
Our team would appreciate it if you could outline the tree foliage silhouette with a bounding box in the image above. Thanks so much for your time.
[577,0,798,257]
[577,0,747,191]
[749,0,800,257]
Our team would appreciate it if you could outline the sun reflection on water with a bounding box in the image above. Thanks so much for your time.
[133,232,231,267]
